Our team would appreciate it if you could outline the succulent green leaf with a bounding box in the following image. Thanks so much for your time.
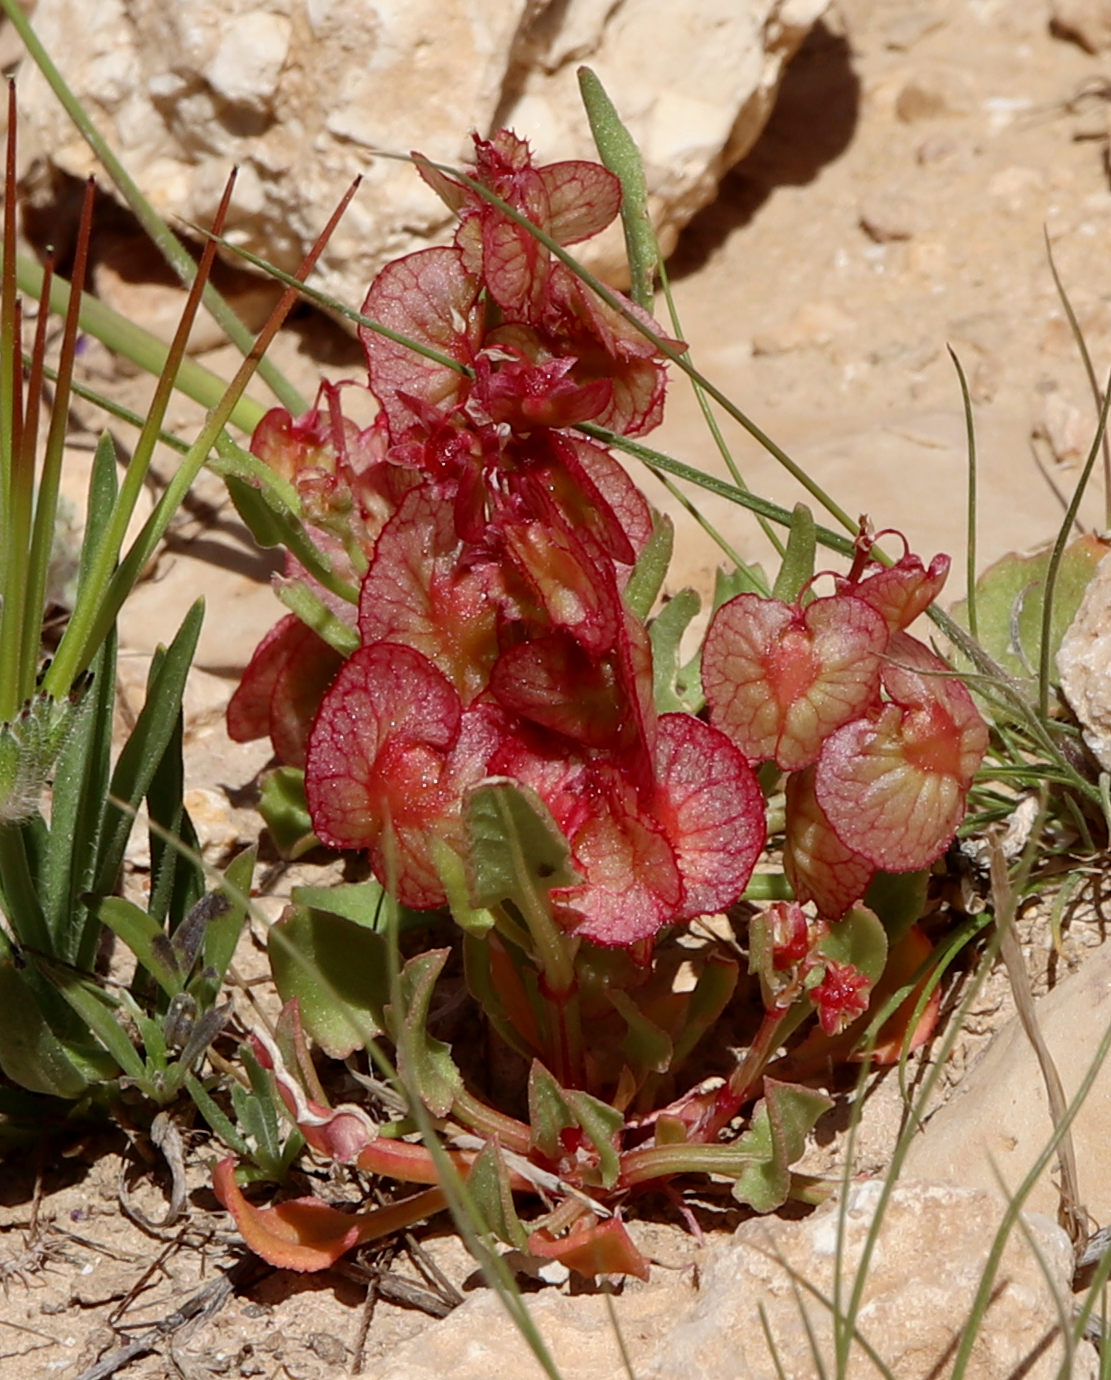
[386,950,461,1117]
[223,471,357,605]
[951,534,1107,687]
[730,1079,833,1212]
[577,66,657,313]
[433,838,496,938]
[268,904,389,1059]
[863,868,929,947]
[623,511,674,620]
[289,878,388,930]
[564,1090,624,1189]
[527,1060,576,1163]
[817,904,888,986]
[258,766,319,859]
[606,989,672,1082]
[466,779,579,909]
[466,1141,529,1250]
[670,954,739,1071]
[713,560,768,610]
[772,504,817,604]
[650,587,702,713]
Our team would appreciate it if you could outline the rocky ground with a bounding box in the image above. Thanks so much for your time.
[5,0,1111,1376]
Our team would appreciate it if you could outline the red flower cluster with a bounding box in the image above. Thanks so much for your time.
[230,131,765,948]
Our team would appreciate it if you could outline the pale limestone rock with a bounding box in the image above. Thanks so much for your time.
[363,1274,687,1380]
[906,942,1111,1226]
[364,1184,1092,1379]
[648,1182,1091,1380]
[1051,0,1111,53]
[1058,553,1111,769]
[16,0,828,314]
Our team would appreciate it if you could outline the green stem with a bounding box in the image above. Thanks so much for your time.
[742,873,794,902]
[0,824,50,954]
[15,252,267,434]
[452,1085,533,1156]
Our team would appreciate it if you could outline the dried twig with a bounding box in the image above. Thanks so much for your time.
[118,1111,190,1236]
[989,836,1088,1250]
[74,1255,270,1380]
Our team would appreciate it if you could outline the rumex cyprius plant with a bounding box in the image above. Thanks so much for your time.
[217,125,987,1281]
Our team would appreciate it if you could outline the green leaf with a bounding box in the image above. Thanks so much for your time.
[277,579,359,657]
[97,896,183,998]
[433,839,496,938]
[466,1141,529,1251]
[268,903,389,1059]
[817,904,888,986]
[863,869,929,947]
[144,695,203,933]
[527,1060,576,1163]
[577,66,657,313]
[950,534,1107,688]
[606,989,672,1083]
[730,1079,833,1212]
[669,953,738,1071]
[236,1041,283,1161]
[73,433,121,601]
[94,601,204,900]
[466,780,579,909]
[186,1071,250,1156]
[772,504,816,603]
[223,471,358,605]
[258,766,319,859]
[713,560,768,610]
[44,635,116,967]
[202,844,256,986]
[289,876,432,937]
[622,512,674,620]
[0,955,104,1097]
[564,1090,624,1190]
[386,950,462,1118]
[649,588,702,713]
[41,963,147,1085]
[291,878,386,928]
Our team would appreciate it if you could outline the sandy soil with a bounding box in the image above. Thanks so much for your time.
[4,1,1111,1375]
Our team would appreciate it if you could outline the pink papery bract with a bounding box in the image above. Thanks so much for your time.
[305,643,499,908]
[358,484,501,702]
[360,246,481,437]
[226,614,345,769]
[554,777,683,948]
[499,513,621,658]
[703,592,888,771]
[417,130,622,322]
[843,551,951,633]
[653,714,765,921]
[490,634,629,748]
[783,766,875,920]
[815,634,989,872]
[495,712,763,947]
